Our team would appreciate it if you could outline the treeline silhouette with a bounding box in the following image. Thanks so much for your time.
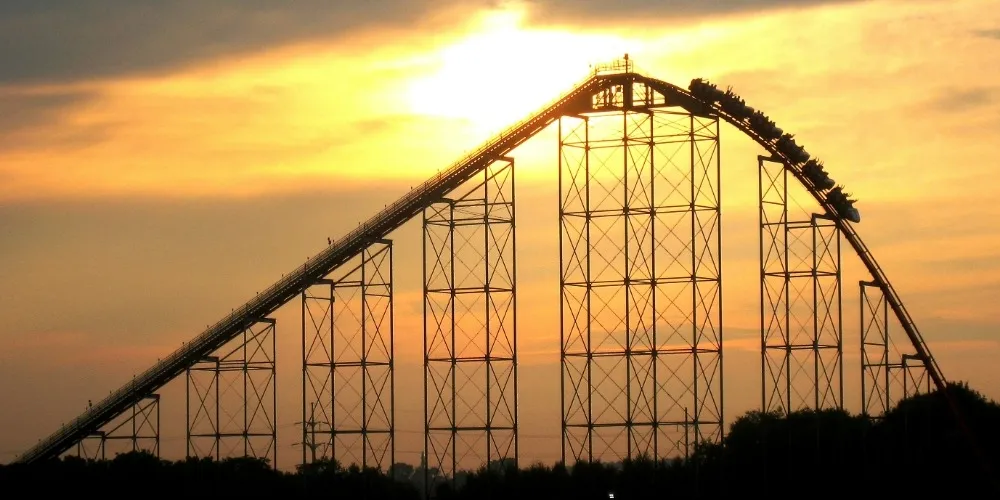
[3,382,997,499]
[436,382,999,499]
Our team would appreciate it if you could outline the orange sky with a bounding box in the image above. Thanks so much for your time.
[1,0,999,470]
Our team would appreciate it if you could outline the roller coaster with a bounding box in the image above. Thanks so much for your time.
[14,59,949,474]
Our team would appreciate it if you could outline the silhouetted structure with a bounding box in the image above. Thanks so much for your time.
[301,241,395,470]
[14,57,974,497]
[5,384,995,498]
[423,157,518,495]
[558,98,722,464]
[759,156,844,415]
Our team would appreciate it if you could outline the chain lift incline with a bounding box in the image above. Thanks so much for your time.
[15,64,948,464]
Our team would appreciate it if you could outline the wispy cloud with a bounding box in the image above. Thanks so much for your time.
[522,0,868,26]
[974,28,1000,39]
[927,86,999,113]
[0,88,110,153]
[0,1,474,85]
[0,0,876,86]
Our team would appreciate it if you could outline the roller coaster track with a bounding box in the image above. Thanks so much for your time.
[15,69,947,464]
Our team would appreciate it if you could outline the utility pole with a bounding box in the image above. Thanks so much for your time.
[307,402,319,463]
[296,402,322,464]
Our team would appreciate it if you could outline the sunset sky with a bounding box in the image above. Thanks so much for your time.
[1,0,999,469]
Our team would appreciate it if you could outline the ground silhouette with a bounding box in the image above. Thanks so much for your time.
[2,382,996,499]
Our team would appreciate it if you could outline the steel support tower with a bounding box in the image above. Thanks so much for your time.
[860,282,930,418]
[69,394,160,460]
[759,156,843,414]
[559,105,723,464]
[186,318,276,465]
[423,157,517,492]
[18,68,963,478]
[301,241,394,469]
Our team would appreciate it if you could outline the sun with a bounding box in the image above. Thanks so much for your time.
[405,6,639,136]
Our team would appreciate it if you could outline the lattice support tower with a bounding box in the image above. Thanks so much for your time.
[860,282,931,418]
[559,105,723,464]
[759,156,844,414]
[68,395,160,460]
[186,318,276,465]
[301,240,394,470]
[17,67,967,476]
[423,157,517,493]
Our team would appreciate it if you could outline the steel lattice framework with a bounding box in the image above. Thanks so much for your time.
[300,241,394,469]
[559,96,723,463]
[860,282,931,418]
[68,395,160,461]
[16,66,959,478]
[186,319,276,464]
[759,156,844,414]
[423,158,517,491]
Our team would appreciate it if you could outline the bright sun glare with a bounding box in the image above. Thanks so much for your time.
[406,6,639,135]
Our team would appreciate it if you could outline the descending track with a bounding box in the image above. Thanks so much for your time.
[15,69,947,463]
[648,78,947,391]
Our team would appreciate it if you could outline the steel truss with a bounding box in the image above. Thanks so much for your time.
[300,241,394,470]
[559,108,723,464]
[423,157,517,491]
[23,72,958,467]
[70,395,160,460]
[759,156,844,414]
[860,282,930,418]
[186,319,276,465]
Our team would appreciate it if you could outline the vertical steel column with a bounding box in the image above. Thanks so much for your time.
[261,319,278,468]
[902,354,931,399]
[689,112,724,452]
[558,115,567,465]
[811,214,843,410]
[424,158,517,495]
[860,281,927,418]
[302,241,395,471]
[560,113,593,463]
[186,319,276,465]
[336,241,394,470]
[129,395,160,457]
[560,102,722,464]
[187,356,220,459]
[73,432,105,460]
[759,157,843,414]
[156,393,161,458]
[69,395,159,459]
[759,155,790,414]
[860,281,890,417]
[111,394,159,456]
[302,279,335,463]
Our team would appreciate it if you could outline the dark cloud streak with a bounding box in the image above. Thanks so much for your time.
[0,0,457,85]
[0,89,94,133]
[522,0,869,26]
[975,29,1000,39]
[928,87,998,113]
[3,0,871,85]
[0,88,111,153]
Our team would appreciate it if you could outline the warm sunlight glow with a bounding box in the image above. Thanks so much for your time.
[406,7,639,136]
